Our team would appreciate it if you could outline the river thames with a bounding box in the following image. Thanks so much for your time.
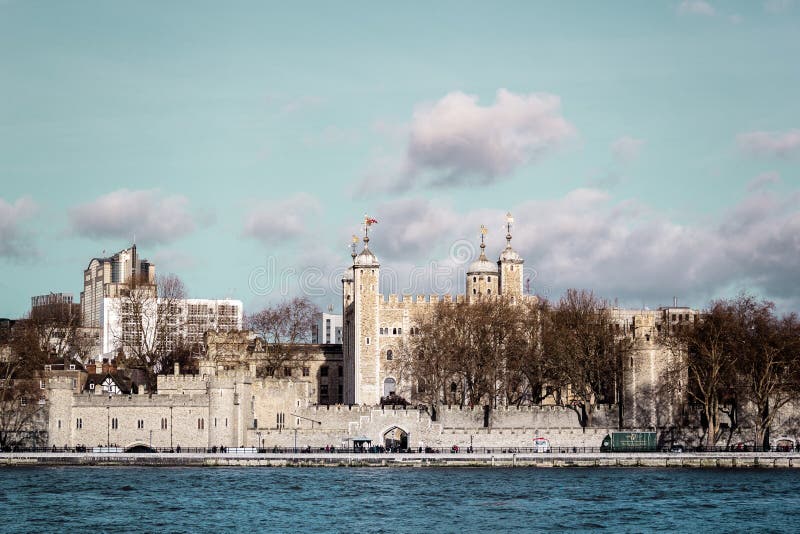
[1,467,799,532]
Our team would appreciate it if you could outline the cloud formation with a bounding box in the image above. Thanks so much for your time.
[747,171,781,192]
[611,136,645,163]
[364,89,576,193]
[69,189,196,244]
[243,193,322,245]
[738,129,800,157]
[0,196,37,259]
[678,0,716,16]
[345,185,800,311]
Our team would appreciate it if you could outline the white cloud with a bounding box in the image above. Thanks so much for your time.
[337,186,800,311]
[0,196,37,259]
[243,193,322,245]
[678,0,716,16]
[364,89,576,193]
[69,189,196,244]
[611,136,645,163]
[747,171,781,192]
[738,129,800,157]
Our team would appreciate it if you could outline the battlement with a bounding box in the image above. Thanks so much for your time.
[68,392,210,407]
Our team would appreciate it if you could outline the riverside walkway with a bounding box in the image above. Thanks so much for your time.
[2,451,800,468]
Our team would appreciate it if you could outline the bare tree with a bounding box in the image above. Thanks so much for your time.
[0,320,49,449]
[112,273,187,391]
[664,299,740,449]
[547,289,621,429]
[247,297,318,377]
[732,295,800,450]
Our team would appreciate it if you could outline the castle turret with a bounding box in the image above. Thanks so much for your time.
[466,225,499,302]
[344,217,381,405]
[498,212,524,298]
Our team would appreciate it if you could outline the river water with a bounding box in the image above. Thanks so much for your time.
[1,467,798,532]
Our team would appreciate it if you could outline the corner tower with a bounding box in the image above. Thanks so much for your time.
[498,212,524,298]
[466,225,499,302]
[343,217,381,405]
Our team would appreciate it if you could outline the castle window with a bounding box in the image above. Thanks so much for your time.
[398,328,402,335]
[366,337,370,345]
[487,276,491,282]
[76,418,82,429]
[58,420,61,430]
[392,328,397,335]
[197,418,204,430]
[302,367,310,377]
[162,418,168,430]
[510,265,514,271]
[111,418,118,429]
[487,289,491,295]
[473,276,476,283]
[284,367,292,377]
[138,420,144,429]
[386,349,393,360]
[473,289,477,295]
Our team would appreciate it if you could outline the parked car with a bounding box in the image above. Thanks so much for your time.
[533,437,551,453]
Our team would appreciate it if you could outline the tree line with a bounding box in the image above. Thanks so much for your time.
[394,290,800,446]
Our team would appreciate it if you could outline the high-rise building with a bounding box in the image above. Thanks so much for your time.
[311,312,343,344]
[80,245,155,329]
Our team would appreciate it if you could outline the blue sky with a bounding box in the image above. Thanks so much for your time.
[1,0,799,318]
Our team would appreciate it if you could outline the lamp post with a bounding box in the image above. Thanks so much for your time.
[290,413,322,454]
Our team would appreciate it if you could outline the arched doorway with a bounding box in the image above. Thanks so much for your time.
[383,426,408,451]
[124,443,155,453]
[383,377,396,397]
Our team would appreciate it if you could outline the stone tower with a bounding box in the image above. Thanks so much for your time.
[343,221,381,405]
[498,212,524,298]
[466,225,499,302]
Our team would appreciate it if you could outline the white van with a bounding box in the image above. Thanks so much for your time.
[533,437,551,453]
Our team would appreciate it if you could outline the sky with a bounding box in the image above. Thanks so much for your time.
[1,0,799,318]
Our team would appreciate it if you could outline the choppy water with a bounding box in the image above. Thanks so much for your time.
[1,467,799,532]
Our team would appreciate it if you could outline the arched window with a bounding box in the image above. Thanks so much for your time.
[392,328,397,335]
[386,349,393,360]
[487,289,491,295]
[473,288,477,295]
[473,276,476,282]
[487,276,491,282]
[383,378,397,397]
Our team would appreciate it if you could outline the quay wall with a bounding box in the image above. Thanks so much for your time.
[3,452,800,468]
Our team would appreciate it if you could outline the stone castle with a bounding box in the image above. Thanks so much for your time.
[39,216,800,451]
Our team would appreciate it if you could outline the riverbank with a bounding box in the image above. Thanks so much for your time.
[3,451,800,467]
